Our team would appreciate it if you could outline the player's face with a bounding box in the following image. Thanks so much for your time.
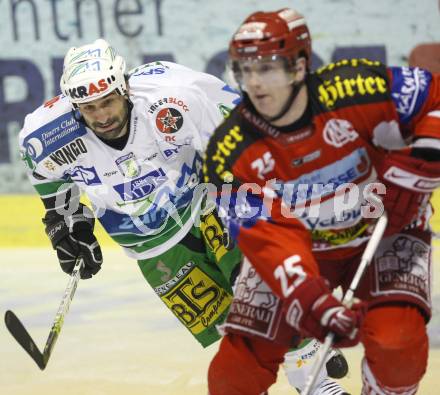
[236,57,294,119]
[78,92,129,139]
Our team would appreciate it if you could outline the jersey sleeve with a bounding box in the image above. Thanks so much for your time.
[191,74,241,150]
[203,118,320,300]
[389,66,440,143]
[18,116,80,213]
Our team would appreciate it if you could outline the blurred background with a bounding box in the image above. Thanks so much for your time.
[1,0,440,393]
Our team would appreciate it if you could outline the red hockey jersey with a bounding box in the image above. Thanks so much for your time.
[203,59,440,299]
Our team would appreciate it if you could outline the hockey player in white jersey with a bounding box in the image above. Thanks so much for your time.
[18,39,348,394]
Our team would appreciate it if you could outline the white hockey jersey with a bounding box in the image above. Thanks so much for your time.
[19,61,240,259]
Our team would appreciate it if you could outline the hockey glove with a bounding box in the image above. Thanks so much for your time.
[284,277,366,348]
[377,150,440,236]
[43,203,103,279]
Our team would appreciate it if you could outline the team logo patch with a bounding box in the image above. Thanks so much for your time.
[155,107,183,134]
[115,152,140,178]
[323,119,359,147]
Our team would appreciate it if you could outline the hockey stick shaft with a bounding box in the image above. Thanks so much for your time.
[302,214,388,395]
[42,256,84,366]
[5,257,83,370]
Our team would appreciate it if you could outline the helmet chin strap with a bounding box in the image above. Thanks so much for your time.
[264,79,304,124]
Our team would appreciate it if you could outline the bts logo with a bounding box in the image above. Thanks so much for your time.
[161,266,232,335]
[200,210,230,261]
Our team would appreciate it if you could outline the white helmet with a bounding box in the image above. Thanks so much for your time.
[60,39,127,106]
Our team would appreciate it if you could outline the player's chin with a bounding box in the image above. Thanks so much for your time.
[94,124,123,138]
[95,122,117,132]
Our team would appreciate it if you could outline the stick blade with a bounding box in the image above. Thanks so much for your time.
[4,310,46,370]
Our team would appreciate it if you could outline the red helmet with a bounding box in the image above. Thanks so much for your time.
[229,8,312,69]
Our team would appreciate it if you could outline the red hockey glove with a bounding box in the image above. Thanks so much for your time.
[284,277,366,348]
[377,151,440,236]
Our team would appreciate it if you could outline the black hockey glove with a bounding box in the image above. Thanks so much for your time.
[43,203,103,279]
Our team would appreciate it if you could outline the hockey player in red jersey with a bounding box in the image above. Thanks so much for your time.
[204,7,440,395]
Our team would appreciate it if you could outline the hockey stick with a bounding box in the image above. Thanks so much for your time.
[4,257,84,370]
[302,213,388,395]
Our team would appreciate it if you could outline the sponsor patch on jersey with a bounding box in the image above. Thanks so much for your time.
[200,210,230,262]
[225,258,282,339]
[303,208,364,231]
[103,170,118,177]
[372,234,430,307]
[49,138,88,166]
[113,167,168,202]
[67,166,101,186]
[275,147,371,205]
[323,119,359,147]
[291,149,321,167]
[155,107,184,134]
[112,154,202,229]
[158,137,193,161]
[311,219,369,246]
[390,66,431,124]
[129,61,169,77]
[314,58,389,110]
[23,112,87,163]
[42,160,56,172]
[115,152,140,178]
[156,263,233,335]
[131,66,166,77]
[211,125,244,181]
[148,97,189,114]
